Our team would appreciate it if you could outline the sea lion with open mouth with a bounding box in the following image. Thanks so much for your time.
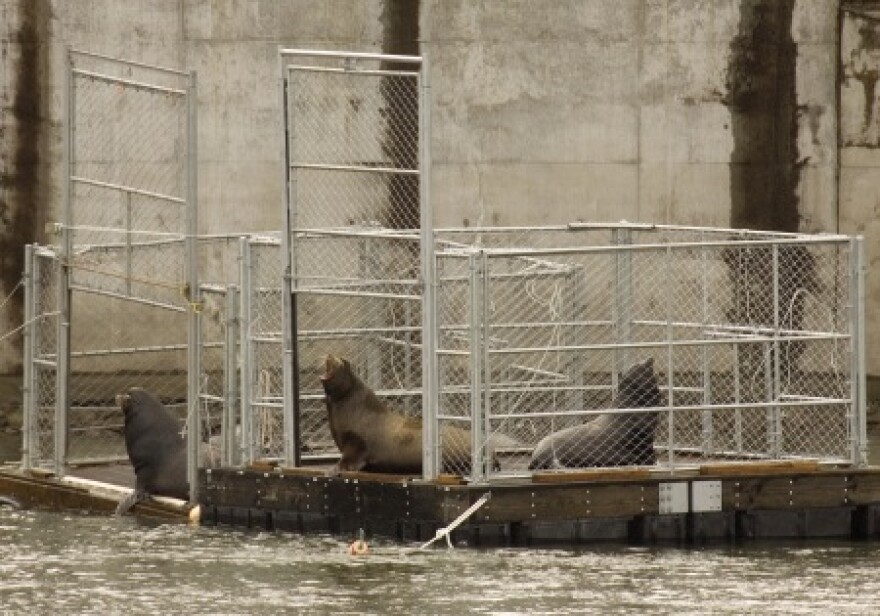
[320,354,519,475]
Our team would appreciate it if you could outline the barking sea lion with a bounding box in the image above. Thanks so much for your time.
[528,358,662,470]
[320,354,519,475]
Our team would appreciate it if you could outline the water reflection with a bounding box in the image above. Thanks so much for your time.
[2,508,880,614]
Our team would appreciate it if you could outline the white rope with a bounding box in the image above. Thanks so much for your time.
[0,278,23,312]
[419,491,491,550]
[0,311,60,344]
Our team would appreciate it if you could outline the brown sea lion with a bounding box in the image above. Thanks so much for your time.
[528,357,662,470]
[319,354,518,475]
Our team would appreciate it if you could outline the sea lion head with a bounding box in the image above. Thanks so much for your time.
[615,357,661,408]
[320,354,358,400]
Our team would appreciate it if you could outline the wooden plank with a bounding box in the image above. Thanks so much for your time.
[723,474,850,510]
[472,482,658,523]
[700,460,819,476]
[532,468,652,484]
[0,469,185,520]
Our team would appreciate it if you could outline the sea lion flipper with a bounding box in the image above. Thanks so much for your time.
[115,490,148,516]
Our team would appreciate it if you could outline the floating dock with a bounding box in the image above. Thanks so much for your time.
[0,464,190,522]
[199,462,880,546]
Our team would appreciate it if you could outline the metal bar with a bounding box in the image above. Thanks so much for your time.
[486,398,851,421]
[612,227,632,383]
[70,175,186,204]
[280,48,422,64]
[448,236,853,259]
[291,161,418,175]
[293,288,420,301]
[56,50,75,478]
[440,221,850,241]
[665,244,675,471]
[480,333,845,354]
[185,69,200,503]
[70,48,191,76]
[734,344,743,454]
[700,237,713,455]
[469,251,486,482]
[21,245,35,469]
[239,239,254,464]
[70,344,188,357]
[224,285,240,466]
[284,65,420,79]
[125,191,133,295]
[771,244,781,458]
[280,53,299,468]
[420,51,438,481]
[72,68,186,95]
[851,237,868,465]
[68,285,186,313]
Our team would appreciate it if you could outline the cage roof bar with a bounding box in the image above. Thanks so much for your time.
[279,48,421,64]
[69,48,190,77]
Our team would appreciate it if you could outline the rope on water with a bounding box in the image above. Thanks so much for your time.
[419,491,492,550]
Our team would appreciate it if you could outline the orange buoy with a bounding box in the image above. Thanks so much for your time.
[347,529,368,556]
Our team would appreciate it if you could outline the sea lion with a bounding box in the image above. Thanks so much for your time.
[528,357,662,470]
[115,387,189,515]
[320,354,519,475]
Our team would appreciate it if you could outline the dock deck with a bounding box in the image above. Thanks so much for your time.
[199,462,880,546]
[0,463,190,522]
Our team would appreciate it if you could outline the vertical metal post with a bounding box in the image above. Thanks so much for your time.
[223,285,240,466]
[239,238,254,464]
[612,227,633,387]
[566,265,586,417]
[21,245,35,470]
[665,244,675,471]
[279,55,299,467]
[56,50,75,478]
[733,343,742,454]
[468,251,487,483]
[185,70,201,503]
[125,190,133,296]
[419,52,438,481]
[700,240,713,456]
[768,243,781,458]
[850,236,867,465]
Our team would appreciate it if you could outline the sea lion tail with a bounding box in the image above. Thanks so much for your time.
[115,490,148,516]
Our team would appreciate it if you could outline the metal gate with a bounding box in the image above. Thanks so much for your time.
[279,49,432,470]
[23,50,199,496]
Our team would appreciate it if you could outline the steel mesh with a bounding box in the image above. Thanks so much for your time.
[55,55,195,468]
[433,227,859,477]
[285,54,423,467]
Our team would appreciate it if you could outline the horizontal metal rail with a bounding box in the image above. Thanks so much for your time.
[73,68,186,95]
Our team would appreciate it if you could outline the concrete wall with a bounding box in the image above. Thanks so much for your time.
[1,1,878,380]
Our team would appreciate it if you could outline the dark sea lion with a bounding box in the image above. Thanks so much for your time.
[115,387,189,515]
[320,354,519,475]
[528,358,662,470]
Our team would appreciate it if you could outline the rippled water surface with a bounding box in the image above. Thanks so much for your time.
[2,508,880,615]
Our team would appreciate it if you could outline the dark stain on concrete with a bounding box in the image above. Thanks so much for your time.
[726,0,801,232]
[724,1,816,379]
[841,7,880,147]
[379,0,420,230]
[0,0,51,368]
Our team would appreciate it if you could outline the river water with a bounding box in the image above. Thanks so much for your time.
[2,506,880,615]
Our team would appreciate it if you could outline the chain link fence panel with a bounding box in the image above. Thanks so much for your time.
[432,226,863,478]
[22,246,60,471]
[282,51,424,468]
[57,52,196,469]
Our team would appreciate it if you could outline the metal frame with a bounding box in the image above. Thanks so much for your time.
[278,48,431,472]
